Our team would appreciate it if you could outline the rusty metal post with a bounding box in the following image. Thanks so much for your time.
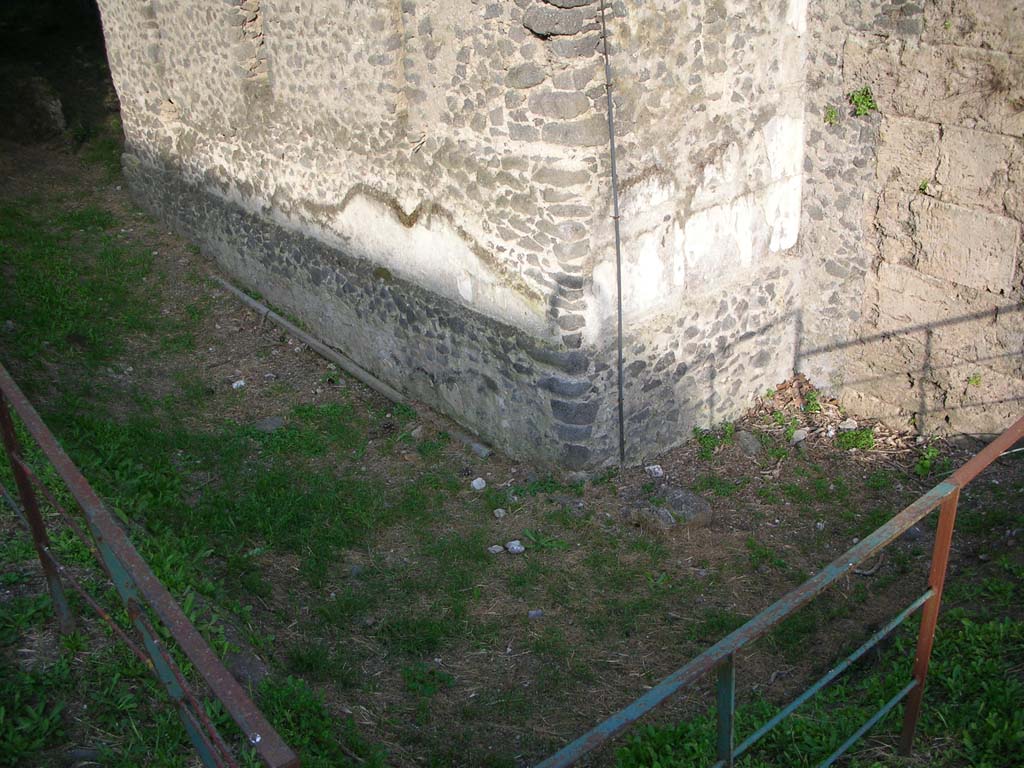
[898,487,961,754]
[0,392,74,634]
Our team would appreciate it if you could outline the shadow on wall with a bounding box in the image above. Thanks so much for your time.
[676,298,1023,448]
[800,303,1024,437]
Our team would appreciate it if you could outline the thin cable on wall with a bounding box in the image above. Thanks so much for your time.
[599,0,626,465]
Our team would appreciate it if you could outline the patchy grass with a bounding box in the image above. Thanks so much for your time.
[1,137,1021,768]
[618,608,1024,768]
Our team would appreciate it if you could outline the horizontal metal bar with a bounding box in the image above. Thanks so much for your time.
[733,589,932,760]
[533,481,954,768]
[818,679,918,768]
[0,364,298,768]
[949,415,1024,488]
[212,275,406,405]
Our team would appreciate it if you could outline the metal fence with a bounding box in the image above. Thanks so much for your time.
[536,414,1024,768]
[0,363,299,768]
[5,349,1021,768]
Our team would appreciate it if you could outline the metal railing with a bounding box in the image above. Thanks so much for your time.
[0,363,299,768]
[536,414,1024,768]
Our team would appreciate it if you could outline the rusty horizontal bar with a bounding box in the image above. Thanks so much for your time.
[732,589,932,761]
[534,479,955,768]
[536,415,1024,767]
[948,415,1024,488]
[0,363,298,768]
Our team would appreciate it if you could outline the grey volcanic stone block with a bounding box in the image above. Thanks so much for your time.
[523,7,585,37]
[507,62,546,88]
[550,399,599,425]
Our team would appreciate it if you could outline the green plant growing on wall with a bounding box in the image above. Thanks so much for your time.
[848,86,878,117]
[823,105,839,126]
[918,179,930,193]
[967,372,982,387]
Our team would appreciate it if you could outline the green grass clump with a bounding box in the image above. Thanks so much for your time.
[617,611,1024,768]
[692,475,747,497]
[258,677,384,768]
[0,656,69,766]
[0,200,154,369]
[693,422,734,460]
[837,428,875,451]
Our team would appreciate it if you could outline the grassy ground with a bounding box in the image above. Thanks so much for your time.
[1,120,1022,768]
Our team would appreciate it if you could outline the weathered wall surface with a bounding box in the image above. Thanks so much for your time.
[99,0,621,467]
[96,0,1023,467]
[588,0,808,459]
[801,0,1023,437]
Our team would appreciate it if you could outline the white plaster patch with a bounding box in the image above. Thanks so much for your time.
[619,174,675,221]
[296,192,550,337]
[680,193,769,284]
[672,220,685,287]
[762,175,802,252]
[786,0,808,35]
[762,115,804,181]
[691,142,743,212]
[457,272,474,302]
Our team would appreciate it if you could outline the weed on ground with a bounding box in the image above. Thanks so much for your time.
[1,127,1022,768]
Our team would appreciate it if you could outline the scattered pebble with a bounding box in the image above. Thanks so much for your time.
[251,415,285,433]
[735,430,763,458]
[527,609,544,620]
[487,545,505,555]
[815,520,826,531]
[790,428,808,445]
[645,464,664,478]
[232,379,246,390]
[492,508,507,519]
[903,525,925,542]
[410,425,424,440]
[838,418,859,431]
[471,477,487,491]
[505,540,525,554]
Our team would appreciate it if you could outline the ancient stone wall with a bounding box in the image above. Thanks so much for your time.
[587,1,808,459]
[95,0,1023,468]
[801,0,1023,437]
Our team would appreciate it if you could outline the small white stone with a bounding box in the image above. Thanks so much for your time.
[815,520,825,531]
[493,508,507,519]
[232,379,246,390]
[487,545,505,555]
[790,428,808,444]
[838,418,859,431]
[645,464,664,478]
[471,477,487,491]
[505,540,525,554]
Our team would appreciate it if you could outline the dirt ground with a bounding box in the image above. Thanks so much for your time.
[2,131,1022,768]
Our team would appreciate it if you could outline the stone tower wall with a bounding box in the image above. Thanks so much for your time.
[95,0,1023,468]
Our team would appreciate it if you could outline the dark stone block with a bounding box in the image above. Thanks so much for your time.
[551,398,599,425]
